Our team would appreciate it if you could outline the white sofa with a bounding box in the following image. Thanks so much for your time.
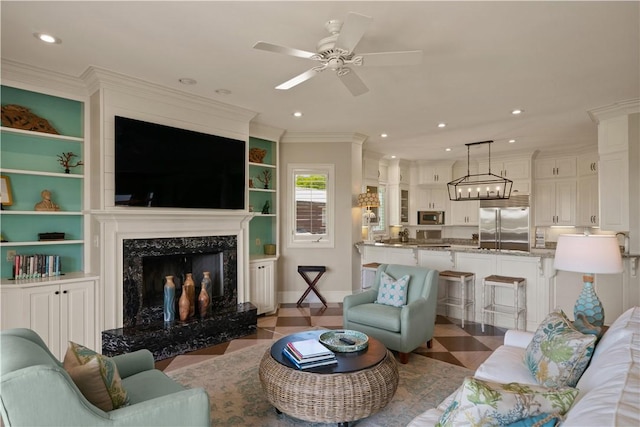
[408,306,640,426]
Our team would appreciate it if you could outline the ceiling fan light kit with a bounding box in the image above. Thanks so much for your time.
[253,12,423,96]
[447,140,513,201]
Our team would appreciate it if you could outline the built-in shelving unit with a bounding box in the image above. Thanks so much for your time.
[248,136,278,258]
[248,134,279,314]
[0,85,87,282]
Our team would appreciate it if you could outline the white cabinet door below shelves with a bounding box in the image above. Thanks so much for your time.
[249,260,276,315]
[23,280,95,360]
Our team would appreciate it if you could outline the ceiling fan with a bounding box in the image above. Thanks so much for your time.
[253,12,423,96]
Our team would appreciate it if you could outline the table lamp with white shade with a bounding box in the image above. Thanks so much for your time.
[554,234,623,327]
[357,191,380,243]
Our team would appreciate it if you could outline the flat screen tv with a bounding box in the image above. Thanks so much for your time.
[114,116,245,209]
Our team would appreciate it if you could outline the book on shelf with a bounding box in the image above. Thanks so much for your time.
[13,254,61,279]
[286,339,334,359]
[282,347,337,370]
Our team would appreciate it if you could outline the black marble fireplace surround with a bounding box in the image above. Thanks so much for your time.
[102,235,257,361]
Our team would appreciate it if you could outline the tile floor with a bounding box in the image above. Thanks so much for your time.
[156,302,506,372]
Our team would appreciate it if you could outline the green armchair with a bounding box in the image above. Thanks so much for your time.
[0,328,210,426]
[343,264,439,364]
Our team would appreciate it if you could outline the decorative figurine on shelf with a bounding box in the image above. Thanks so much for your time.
[249,147,267,163]
[256,169,272,189]
[1,104,59,134]
[34,189,60,211]
[261,200,270,214]
[57,152,84,174]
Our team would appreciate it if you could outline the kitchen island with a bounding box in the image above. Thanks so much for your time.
[355,241,638,330]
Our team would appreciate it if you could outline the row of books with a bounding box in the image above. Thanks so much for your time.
[13,254,62,279]
[282,338,337,370]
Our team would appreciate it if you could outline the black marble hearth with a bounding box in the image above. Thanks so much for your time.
[102,302,257,361]
[102,235,257,360]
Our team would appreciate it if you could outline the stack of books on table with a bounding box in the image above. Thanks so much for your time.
[282,338,337,369]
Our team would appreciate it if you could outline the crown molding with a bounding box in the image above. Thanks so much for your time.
[1,59,87,99]
[281,132,368,145]
[80,66,257,122]
[588,99,640,123]
[249,122,285,142]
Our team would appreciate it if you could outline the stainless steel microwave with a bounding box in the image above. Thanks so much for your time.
[417,211,445,225]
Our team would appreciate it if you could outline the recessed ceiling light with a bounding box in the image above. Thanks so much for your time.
[380,133,388,138]
[511,109,523,115]
[445,148,452,152]
[293,111,303,118]
[215,88,231,95]
[34,32,61,44]
[437,123,447,128]
[509,139,516,143]
[391,155,396,159]
[179,78,197,85]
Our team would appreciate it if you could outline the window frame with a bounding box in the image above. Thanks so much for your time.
[287,163,335,248]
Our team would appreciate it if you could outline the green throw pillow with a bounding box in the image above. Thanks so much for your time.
[436,377,577,427]
[375,271,410,307]
[524,310,596,388]
[63,342,130,411]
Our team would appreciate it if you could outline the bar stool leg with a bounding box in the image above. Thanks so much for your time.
[513,280,519,330]
[481,279,486,333]
[460,277,466,328]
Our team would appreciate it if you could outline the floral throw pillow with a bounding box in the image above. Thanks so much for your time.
[436,377,577,427]
[375,271,410,307]
[63,342,130,411]
[524,310,596,388]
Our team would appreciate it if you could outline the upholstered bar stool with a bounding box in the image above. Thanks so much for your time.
[438,270,475,328]
[482,275,526,332]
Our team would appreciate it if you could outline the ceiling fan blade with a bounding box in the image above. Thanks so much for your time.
[253,41,316,59]
[334,12,372,53]
[338,69,369,96]
[275,68,321,90]
[359,50,424,67]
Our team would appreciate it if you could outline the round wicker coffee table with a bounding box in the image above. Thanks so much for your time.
[259,330,399,425]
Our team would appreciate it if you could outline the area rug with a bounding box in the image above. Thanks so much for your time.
[166,342,472,426]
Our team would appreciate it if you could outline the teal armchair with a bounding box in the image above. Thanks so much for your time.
[0,328,210,426]
[343,264,439,364]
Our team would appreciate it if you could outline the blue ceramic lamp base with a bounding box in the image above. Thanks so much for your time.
[574,275,604,327]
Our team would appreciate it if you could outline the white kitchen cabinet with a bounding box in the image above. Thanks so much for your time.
[578,174,599,226]
[599,151,629,231]
[1,277,97,360]
[578,152,598,176]
[534,180,576,226]
[479,158,531,180]
[399,164,410,185]
[418,162,452,185]
[249,259,276,315]
[363,155,381,181]
[387,160,409,226]
[511,181,531,195]
[449,200,479,225]
[535,157,577,179]
[417,187,448,211]
[378,163,389,183]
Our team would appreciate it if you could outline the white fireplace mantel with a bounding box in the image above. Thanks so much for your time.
[91,210,253,332]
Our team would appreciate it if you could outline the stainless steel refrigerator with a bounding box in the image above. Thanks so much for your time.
[479,194,530,252]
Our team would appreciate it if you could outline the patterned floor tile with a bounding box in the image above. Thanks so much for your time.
[156,304,506,372]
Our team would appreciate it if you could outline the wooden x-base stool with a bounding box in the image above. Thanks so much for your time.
[296,265,327,307]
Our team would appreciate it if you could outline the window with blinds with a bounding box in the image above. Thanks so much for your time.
[288,164,334,248]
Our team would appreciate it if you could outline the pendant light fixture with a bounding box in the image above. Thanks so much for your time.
[447,140,513,201]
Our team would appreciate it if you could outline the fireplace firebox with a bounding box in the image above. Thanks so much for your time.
[102,235,257,361]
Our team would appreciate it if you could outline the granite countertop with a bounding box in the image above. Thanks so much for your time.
[358,240,638,259]
[357,239,556,258]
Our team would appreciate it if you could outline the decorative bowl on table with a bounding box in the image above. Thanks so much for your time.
[319,330,369,353]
